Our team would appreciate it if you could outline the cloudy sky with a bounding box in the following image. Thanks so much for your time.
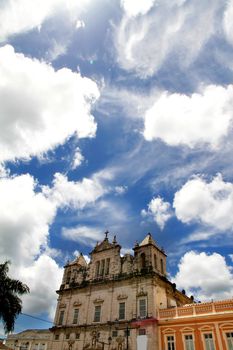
[1,0,233,335]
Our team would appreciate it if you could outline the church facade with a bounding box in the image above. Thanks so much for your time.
[50,233,191,350]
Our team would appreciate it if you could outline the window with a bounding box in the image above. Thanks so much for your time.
[73,308,79,324]
[226,332,233,350]
[204,333,215,350]
[141,253,146,269]
[154,255,157,269]
[112,331,118,338]
[55,335,59,340]
[95,261,100,276]
[39,344,45,350]
[105,258,110,275]
[66,270,71,284]
[119,302,125,320]
[160,259,164,274]
[167,335,175,350]
[58,310,64,325]
[100,260,105,276]
[94,305,101,322]
[76,333,80,340]
[139,299,147,318]
[184,334,194,350]
[66,334,70,340]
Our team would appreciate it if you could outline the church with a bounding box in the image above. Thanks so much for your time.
[5,232,233,350]
[50,232,192,349]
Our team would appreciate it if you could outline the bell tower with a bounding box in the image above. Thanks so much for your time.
[133,233,167,276]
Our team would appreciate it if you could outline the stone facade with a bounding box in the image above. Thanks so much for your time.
[50,232,191,350]
[5,329,52,350]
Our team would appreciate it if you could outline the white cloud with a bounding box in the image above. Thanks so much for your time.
[71,147,84,170]
[0,174,56,265]
[0,170,107,321]
[76,20,85,29]
[223,0,233,45]
[45,173,106,209]
[18,255,63,319]
[229,255,233,262]
[114,185,127,195]
[0,0,90,42]
[174,174,233,231]
[0,173,62,321]
[173,251,233,301]
[115,0,221,77]
[0,164,9,178]
[121,0,156,17]
[141,196,172,229]
[143,85,233,148]
[62,225,103,246]
[0,45,99,162]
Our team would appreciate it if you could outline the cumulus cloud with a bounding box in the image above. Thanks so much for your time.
[0,169,107,322]
[0,174,56,265]
[62,225,103,247]
[0,45,99,162]
[173,251,233,301]
[0,0,90,42]
[120,0,156,17]
[141,196,172,229]
[0,173,62,321]
[174,174,233,231]
[115,0,221,77]
[143,85,233,148]
[18,255,63,318]
[45,173,106,209]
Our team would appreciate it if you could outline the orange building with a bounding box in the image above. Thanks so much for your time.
[158,299,233,350]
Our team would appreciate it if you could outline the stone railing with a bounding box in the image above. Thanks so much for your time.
[158,299,233,319]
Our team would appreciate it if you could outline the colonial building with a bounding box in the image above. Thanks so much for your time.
[5,329,51,350]
[50,232,191,350]
[158,299,233,350]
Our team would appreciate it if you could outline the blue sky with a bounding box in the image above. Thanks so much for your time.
[1,0,233,336]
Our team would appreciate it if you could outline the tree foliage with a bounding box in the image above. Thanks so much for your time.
[0,261,29,333]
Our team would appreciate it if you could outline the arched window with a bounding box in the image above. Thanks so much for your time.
[141,253,146,269]
[160,259,164,274]
[154,255,157,269]
[66,270,71,284]
[95,261,100,277]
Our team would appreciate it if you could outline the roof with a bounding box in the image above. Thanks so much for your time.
[91,231,121,254]
[67,253,87,267]
[135,233,166,255]
[139,233,157,246]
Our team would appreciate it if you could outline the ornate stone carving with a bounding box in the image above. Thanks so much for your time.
[59,303,66,308]
[117,294,128,300]
[73,300,82,306]
[137,288,147,297]
[93,298,104,304]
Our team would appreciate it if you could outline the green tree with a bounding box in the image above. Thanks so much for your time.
[0,261,29,333]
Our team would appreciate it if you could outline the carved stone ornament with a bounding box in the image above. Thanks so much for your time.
[137,289,147,297]
[93,297,104,304]
[59,303,66,308]
[116,336,124,344]
[73,300,82,306]
[117,294,128,300]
